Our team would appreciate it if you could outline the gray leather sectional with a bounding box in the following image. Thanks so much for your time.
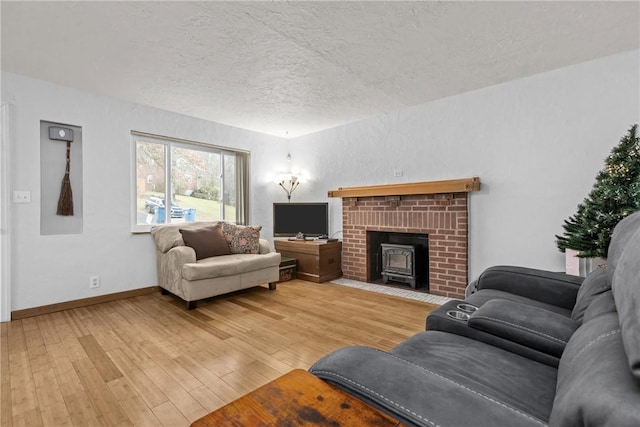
[309,211,640,426]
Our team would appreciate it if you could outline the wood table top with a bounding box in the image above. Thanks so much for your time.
[190,369,404,426]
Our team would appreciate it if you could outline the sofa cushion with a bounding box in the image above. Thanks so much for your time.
[570,267,609,324]
[611,223,640,379]
[182,252,281,281]
[549,312,640,426]
[179,225,230,260]
[221,222,262,254]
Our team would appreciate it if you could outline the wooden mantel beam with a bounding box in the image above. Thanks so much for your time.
[327,177,480,198]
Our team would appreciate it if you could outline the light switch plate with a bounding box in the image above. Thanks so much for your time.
[13,191,31,203]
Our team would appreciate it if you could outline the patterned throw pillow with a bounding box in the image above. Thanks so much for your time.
[221,222,262,254]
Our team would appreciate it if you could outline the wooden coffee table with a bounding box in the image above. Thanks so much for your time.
[190,369,404,426]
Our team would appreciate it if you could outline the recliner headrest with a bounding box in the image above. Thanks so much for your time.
[611,216,640,379]
[607,211,640,286]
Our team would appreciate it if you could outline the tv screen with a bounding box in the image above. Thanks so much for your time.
[273,203,329,237]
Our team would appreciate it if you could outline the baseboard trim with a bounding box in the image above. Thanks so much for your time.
[11,286,160,320]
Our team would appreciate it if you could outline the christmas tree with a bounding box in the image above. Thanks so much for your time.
[556,124,640,258]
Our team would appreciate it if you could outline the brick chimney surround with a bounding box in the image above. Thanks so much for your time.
[328,178,480,299]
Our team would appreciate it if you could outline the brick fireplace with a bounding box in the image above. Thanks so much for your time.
[329,178,480,299]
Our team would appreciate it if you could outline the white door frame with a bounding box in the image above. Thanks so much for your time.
[1,104,12,322]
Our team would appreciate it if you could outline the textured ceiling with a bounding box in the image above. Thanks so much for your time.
[2,1,639,137]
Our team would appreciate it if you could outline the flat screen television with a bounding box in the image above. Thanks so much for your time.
[273,202,329,237]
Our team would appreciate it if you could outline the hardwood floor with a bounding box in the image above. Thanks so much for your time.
[1,280,437,427]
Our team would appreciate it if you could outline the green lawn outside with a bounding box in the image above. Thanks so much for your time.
[174,194,237,221]
[137,192,236,222]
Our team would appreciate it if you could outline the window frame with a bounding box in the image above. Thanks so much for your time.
[130,131,250,233]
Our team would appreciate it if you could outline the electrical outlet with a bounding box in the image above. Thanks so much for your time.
[89,275,100,289]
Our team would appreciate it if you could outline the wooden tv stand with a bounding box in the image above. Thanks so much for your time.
[274,239,342,283]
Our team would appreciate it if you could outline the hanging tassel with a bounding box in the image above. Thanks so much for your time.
[57,141,74,216]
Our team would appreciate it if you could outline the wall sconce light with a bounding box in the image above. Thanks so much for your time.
[275,152,303,202]
[278,173,300,202]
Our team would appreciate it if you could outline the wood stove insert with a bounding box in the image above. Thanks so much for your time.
[381,243,418,288]
[367,231,428,290]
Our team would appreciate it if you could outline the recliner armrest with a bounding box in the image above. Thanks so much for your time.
[468,299,578,358]
[426,300,561,367]
[476,266,583,309]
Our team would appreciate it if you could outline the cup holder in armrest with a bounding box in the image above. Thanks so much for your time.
[446,310,470,321]
[456,303,478,313]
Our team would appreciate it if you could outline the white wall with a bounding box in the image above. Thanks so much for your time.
[3,49,638,312]
[290,50,640,280]
[2,72,286,311]
[1,104,13,321]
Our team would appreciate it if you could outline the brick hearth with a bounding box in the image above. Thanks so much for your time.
[341,193,469,298]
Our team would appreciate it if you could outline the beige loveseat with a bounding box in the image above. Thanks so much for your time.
[151,221,281,309]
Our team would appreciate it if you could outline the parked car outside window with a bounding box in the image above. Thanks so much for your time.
[144,196,184,218]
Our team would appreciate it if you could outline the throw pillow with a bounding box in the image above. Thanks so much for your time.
[221,222,262,254]
[179,225,231,260]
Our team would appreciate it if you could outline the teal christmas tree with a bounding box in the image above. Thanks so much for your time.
[556,124,640,258]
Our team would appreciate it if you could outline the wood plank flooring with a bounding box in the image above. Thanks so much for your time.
[0,280,437,427]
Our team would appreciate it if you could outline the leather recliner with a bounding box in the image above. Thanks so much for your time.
[309,211,640,426]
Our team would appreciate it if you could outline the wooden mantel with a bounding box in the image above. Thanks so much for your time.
[328,177,480,198]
